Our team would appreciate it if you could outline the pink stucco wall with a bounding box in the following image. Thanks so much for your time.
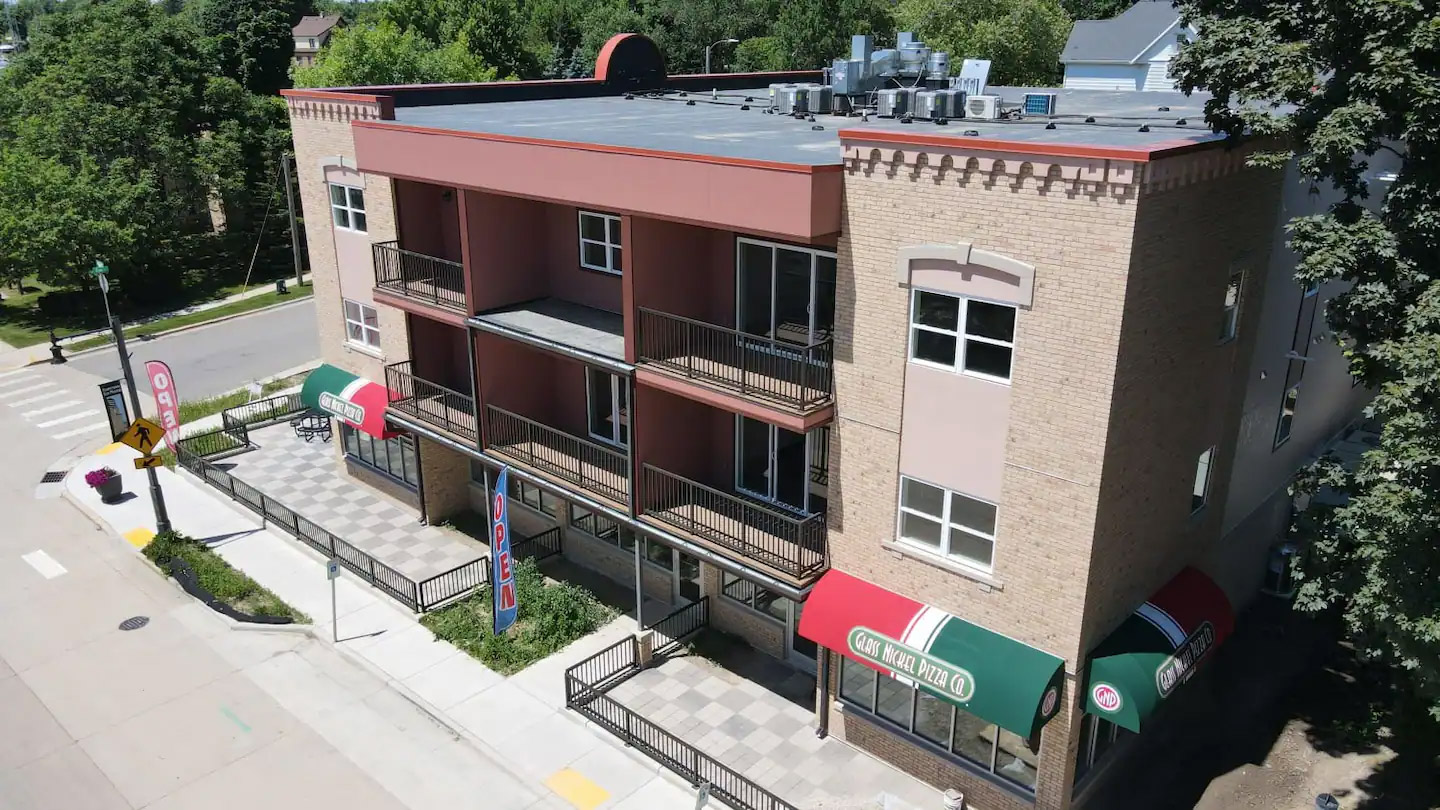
[353,123,843,241]
[326,164,375,305]
[408,315,469,392]
[635,382,734,489]
[630,216,735,327]
[898,364,1011,503]
[394,180,461,262]
[474,334,592,438]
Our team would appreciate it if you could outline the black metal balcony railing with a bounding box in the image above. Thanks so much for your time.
[636,308,834,412]
[373,241,466,313]
[639,465,827,580]
[385,361,478,444]
[484,405,630,505]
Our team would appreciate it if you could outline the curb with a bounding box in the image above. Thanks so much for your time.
[25,294,315,367]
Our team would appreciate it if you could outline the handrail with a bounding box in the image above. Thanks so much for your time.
[635,308,834,411]
[386,361,478,444]
[372,240,467,313]
[483,404,630,504]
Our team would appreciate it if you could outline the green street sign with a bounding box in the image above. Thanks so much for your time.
[90,260,109,276]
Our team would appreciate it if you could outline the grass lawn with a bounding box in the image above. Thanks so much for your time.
[178,389,252,424]
[142,530,309,622]
[68,285,313,352]
[422,559,615,675]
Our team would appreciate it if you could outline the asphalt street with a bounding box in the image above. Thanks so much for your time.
[68,298,319,401]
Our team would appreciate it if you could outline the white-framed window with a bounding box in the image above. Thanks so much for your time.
[1191,447,1214,513]
[343,299,379,348]
[896,476,997,571]
[1219,267,1244,342]
[585,368,628,447]
[308,38,317,48]
[578,210,622,275]
[908,290,1016,383]
[329,183,366,233]
[1274,385,1300,448]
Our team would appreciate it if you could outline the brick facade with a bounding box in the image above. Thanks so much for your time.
[418,436,473,523]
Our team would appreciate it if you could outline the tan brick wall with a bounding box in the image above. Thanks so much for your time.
[417,436,472,523]
[287,99,408,381]
[703,565,786,658]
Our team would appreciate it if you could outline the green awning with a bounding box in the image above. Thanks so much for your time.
[1085,567,1235,733]
[300,363,400,439]
[799,570,1065,738]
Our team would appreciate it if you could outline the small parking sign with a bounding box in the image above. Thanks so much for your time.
[327,559,341,580]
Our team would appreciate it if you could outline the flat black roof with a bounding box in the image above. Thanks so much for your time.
[391,86,1223,166]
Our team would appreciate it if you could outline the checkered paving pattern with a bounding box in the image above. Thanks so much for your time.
[606,637,938,809]
[224,424,485,580]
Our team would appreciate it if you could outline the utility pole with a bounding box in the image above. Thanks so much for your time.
[281,153,304,288]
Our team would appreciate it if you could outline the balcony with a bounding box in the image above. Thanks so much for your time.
[373,241,466,314]
[483,405,630,507]
[639,465,827,582]
[385,361,478,444]
[636,308,834,415]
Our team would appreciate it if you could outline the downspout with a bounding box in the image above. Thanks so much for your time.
[815,646,830,738]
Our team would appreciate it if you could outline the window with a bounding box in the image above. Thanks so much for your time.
[1191,447,1213,513]
[570,506,635,552]
[839,658,1039,791]
[909,290,1016,383]
[578,211,622,275]
[343,299,380,348]
[896,476,997,571]
[585,368,628,447]
[1274,386,1299,448]
[1219,267,1244,342]
[1075,713,1131,783]
[735,238,837,346]
[307,38,316,48]
[329,183,366,232]
[476,465,563,519]
[721,570,788,623]
[341,425,418,488]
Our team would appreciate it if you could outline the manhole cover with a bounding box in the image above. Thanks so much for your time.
[40,471,66,483]
[118,616,150,631]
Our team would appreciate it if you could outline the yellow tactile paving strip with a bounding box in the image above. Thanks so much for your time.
[122,528,155,549]
[544,769,609,810]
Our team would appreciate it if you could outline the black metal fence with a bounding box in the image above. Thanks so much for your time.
[373,241,466,313]
[175,438,488,613]
[563,629,796,810]
[222,392,306,432]
[514,525,563,563]
[636,308,833,412]
[484,405,630,505]
[649,597,709,657]
[639,465,828,580]
[386,361,478,444]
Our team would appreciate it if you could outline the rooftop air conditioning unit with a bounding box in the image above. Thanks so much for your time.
[966,94,1001,120]
[877,87,916,118]
[914,89,966,120]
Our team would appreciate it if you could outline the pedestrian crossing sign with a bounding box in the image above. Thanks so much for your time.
[134,455,164,470]
[119,417,165,454]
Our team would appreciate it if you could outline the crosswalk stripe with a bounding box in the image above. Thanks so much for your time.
[0,375,38,390]
[22,400,83,417]
[53,423,110,440]
[0,368,35,381]
[8,389,69,408]
[0,382,56,400]
[36,409,101,428]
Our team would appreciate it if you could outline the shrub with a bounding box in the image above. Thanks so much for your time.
[142,530,308,621]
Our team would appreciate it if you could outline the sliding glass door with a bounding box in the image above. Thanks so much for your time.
[736,238,837,349]
[736,416,826,514]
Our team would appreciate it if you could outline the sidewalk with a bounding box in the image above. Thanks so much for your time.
[64,442,701,810]
[0,275,310,369]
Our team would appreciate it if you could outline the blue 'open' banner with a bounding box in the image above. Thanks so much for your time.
[491,466,518,635]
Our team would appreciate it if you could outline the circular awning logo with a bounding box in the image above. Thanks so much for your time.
[1091,682,1123,713]
[1041,685,1060,719]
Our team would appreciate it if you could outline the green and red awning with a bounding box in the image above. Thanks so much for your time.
[799,570,1066,739]
[300,364,400,439]
[1084,566,1235,733]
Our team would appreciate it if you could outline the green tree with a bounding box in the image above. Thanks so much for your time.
[292,22,498,87]
[575,2,646,72]
[774,0,893,71]
[894,0,1070,85]
[381,0,535,78]
[1170,0,1440,717]
[193,0,302,96]
[1062,0,1133,20]
[733,36,786,72]
[641,0,776,74]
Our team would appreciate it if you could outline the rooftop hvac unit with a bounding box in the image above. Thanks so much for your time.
[801,83,834,114]
[1023,92,1057,116]
[774,85,803,115]
[966,94,1001,120]
[877,87,916,118]
[768,82,796,108]
[914,89,966,120]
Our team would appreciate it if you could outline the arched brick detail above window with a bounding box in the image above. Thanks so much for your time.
[895,243,1036,308]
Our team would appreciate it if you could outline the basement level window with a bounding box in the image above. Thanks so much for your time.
[578,211,622,275]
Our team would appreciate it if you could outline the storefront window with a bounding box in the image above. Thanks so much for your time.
[838,658,1039,793]
[340,425,417,489]
[721,571,791,624]
[1075,713,1129,784]
[571,506,635,552]
[644,539,674,570]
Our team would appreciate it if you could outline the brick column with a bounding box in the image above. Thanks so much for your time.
[418,436,472,523]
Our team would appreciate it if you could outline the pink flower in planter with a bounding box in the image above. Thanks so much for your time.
[85,467,119,488]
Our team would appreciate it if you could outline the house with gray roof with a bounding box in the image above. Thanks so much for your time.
[293,15,342,67]
[1061,1,1196,92]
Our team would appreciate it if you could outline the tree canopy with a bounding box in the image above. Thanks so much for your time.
[1171,0,1440,717]
[895,0,1071,86]
[292,21,498,87]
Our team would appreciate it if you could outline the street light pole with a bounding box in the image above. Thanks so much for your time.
[281,153,304,288]
[705,38,739,75]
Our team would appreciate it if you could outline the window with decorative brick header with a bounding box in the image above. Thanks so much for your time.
[1219,266,1244,342]
[840,658,1039,791]
[343,299,379,348]
[908,289,1016,382]
[329,183,366,233]
[1191,447,1214,513]
[1273,385,1300,449]
[578,211,622,275]
[896,476,997,571]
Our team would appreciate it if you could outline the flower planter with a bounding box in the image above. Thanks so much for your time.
[96,474,123,503]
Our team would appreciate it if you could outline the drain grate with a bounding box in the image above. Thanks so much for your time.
[118,616,150,631]
[40,471,66,484]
